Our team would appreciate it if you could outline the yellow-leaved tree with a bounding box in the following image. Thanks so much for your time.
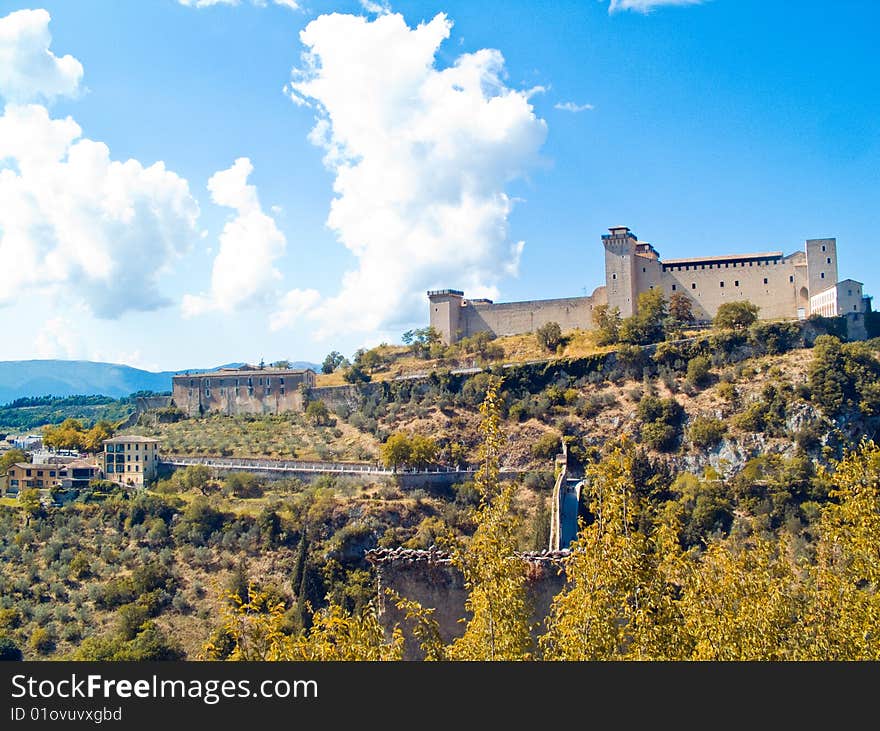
[793,439,880,659]
[446,377,533,660]
[540,442,685,660]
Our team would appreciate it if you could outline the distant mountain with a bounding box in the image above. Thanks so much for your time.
[0,360,320,404]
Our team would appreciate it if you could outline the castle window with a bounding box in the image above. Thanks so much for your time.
[643,267,646,273]
[848,290,852,296]
[822,245,826,252]
[854,305,857,311]
[735,281,739,287]
[720,281,725,288]
[764,278,768,285]
[827,257,832,264]
[790,276,794,283]
[612,273,617,280]
[692,283,696,290]
[671,284,677,291]
[821,272,825,279]
[280,387,285,396]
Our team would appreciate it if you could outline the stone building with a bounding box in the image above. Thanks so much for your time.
[171,365,316,417]
[429,226,868,344]
[102,435,160,487]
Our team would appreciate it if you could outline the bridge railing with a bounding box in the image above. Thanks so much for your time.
[158,454,496,476]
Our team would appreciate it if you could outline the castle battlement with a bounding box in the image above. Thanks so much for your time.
[428,226,867,344]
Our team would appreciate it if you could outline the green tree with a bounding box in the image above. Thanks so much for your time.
[0,449,28,475]
[321,351,345,374]
[593,304,621,346]
[668,291,695,328]
[380,432,412,471]
[713,301,759,330]
[305,399,331,426]
[43,418,86,450]
[83,420,114,452]
[379,432,439,470]
[686,355,712,388]
[535,321,563,352]
[18,488,42,514]
[619,290,667,345]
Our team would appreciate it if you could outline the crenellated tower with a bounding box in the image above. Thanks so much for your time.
[602,226,639,318]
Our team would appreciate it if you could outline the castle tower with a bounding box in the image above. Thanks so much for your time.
[427,289,464,345]
[602,226,639,318]
[805,238,838,303]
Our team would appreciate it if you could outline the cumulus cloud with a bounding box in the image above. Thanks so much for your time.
[269,288,322,332]
[0,104,200,317]
[554,101,594,113]
[178,0,299,10]
[182,158,287,316]
[0,9,200,319]
[277,11,546,339]
[0,8,83,103]
[608,0,707,13]
[34,316,84,360]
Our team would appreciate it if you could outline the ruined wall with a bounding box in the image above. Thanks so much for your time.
[368,548,568,660]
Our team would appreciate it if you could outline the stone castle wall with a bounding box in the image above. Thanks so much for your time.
[430,227,863,344]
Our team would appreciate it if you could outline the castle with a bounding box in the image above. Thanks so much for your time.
[428,226,868,344]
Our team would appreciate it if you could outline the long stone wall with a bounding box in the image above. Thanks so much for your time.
[459,295,598,340]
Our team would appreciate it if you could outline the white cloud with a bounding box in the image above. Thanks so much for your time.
[0,9,199,319]
[554,101,594,113]
[359,0,392,14]
[608,0,707,13]
[182,158,287,316]
[34,316,84,360]
[269,288,321,332]
[178,0,299,10]
[0,8,83,103]
[278,11,546,339]
[0,103,200,318]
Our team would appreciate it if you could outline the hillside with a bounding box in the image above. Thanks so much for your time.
[2,323,879,661]
[0,359,319,403]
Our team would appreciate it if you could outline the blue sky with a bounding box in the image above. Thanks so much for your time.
[0,0,877,371]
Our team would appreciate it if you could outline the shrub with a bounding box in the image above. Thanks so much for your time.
[0,636,23,661]
[688,417,727,449]
[536,322,563,352]
[28,627,55,656]
[686,355,712,388]
[531,432,560,460]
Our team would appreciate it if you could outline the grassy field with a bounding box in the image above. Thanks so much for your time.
[315,328,613,387]
[129,412,380,461]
